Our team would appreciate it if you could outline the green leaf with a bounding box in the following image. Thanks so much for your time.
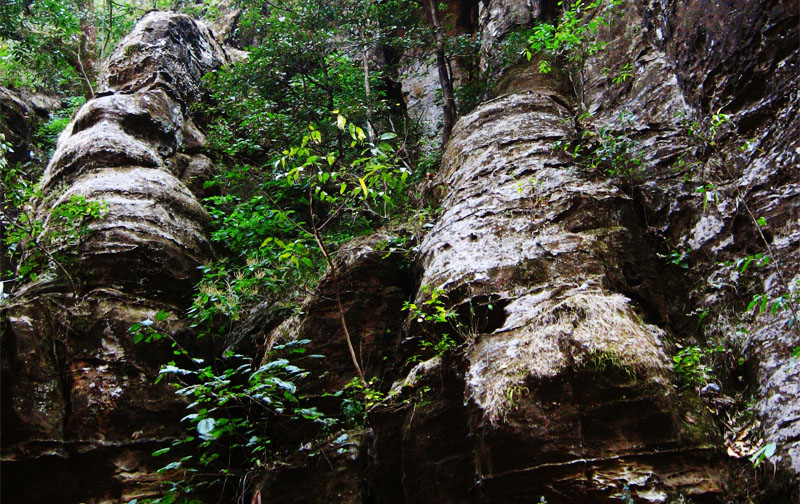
[197,418,216,440]
[750,442,777,467]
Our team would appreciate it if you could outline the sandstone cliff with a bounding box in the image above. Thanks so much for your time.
[1,0,799,502]
[260,0,800,502]
[2,12,230,502]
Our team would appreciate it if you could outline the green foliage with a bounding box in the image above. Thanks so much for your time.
[603,61,633,84]
[0,0,85,92]
[155,111,411,497]
[524,0,625,73]
[403,285,460,358]
[580,349,636,379]
[404,285,454,325]
[747,284,800,323]
[199,0,420,162]
[190,114,409,336]
[333,376,386,426]
[504,383,530,409]
[2,159,108,293]
[0,0,172,94]
[621,485,635,504]
[750,441,776,468]
[672,345,723,387]
[133,327,330,502]
[128,309,171,344]
[35,95,86,155]
[553,114,642,184]
[663,249,689,269]
[695,182,718,212]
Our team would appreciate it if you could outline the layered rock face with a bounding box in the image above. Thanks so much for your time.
[0,86,60,167]
[638,0,800,485]
[1,12,229,503]
[265,0,799,502]
[2,0,798,502]
[407,88,724,502]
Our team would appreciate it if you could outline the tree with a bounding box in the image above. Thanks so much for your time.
[421,0,456,146]
[0,0,171,96]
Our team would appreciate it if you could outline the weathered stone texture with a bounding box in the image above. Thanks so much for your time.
[3,0,799,501]
[1,12,230,503]
[0,86,60,167]
[274,0,799,501]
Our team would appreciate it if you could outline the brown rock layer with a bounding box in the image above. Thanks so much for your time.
[260,0,800,501]
[1,12,230,503]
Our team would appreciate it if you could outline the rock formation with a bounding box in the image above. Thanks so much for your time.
[2,0,799,502]
[1,12,230,503]
[0,86,60,168]
[262,0,800,502]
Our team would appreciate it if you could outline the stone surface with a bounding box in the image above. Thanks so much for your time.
[655,2,800,487]
[263,0,799,501]
[1,12,229,503]
[265,232,415,392]
[396,0,478,149]
[0,86,59,167]
[399,54,447,148]
[3,0,799,502]
[401,82,726,503]
[256,431,366,504]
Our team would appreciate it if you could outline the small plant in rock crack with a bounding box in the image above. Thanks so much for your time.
[524,0,625,72]
[612,62,634,84]
[2,156,108,296]
[678,110,800,355]
[132,332,331,503]
[332,376,386,426]
[128,309,172,343]
[660,248,689,269]
[696,182,718,212]
[602,61,634,85]
[553,120,642,185]
[621,485,635,503]
[504,383,530,410]
[747,278,800,326]
[524,0,626,107]
[750,441,777,468]
[672,345,724,387]
[403,285,459,357]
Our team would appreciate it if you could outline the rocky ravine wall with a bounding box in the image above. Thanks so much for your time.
[260,0,799,502]
[1,12,230,503]
[2,0,798,503]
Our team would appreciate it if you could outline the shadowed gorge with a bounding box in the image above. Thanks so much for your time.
[1,0,798,502]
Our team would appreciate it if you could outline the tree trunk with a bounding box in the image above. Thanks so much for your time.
[424,0,456,147]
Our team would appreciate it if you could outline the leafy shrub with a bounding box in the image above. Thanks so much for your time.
[403,285,460,358]
[672,345,723,387]
[129,322,331,503]
[553,121,642,184]
[35,95,86,155]
[524,0,625,73]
